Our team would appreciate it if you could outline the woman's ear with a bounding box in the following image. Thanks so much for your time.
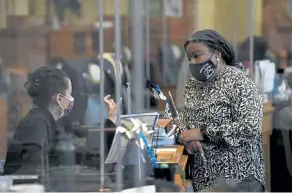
[55,93,62,105]
[215,51,221,60]
[214,51,221,63]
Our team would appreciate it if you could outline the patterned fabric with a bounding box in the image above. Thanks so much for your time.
[175,66,265,191]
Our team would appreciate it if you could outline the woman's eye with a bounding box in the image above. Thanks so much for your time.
[187,53,200,61]
[193,54,199,58]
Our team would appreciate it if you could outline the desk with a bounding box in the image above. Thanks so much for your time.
[155,145,189,192]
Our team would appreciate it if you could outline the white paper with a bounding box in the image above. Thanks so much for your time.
[254,61,261,88]
[254,60,275,93]
[155,147,177,153]
[260,60,275,93]
[121,185,156,193]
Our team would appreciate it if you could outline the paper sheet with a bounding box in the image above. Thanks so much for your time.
[121,185,156,193]
[254,60,276,93]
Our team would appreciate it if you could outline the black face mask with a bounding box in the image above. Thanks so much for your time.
[189,55,217,82]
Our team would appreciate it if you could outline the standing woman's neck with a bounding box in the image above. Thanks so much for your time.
[214,61,226,77]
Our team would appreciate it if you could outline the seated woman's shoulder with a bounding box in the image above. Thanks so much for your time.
[13,117,49,145]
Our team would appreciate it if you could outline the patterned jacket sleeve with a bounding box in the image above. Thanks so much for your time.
[205,76,264,147]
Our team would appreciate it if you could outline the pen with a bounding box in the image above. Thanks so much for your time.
[139,130,159,168]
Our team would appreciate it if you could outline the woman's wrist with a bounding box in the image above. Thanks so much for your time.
[200,125,209,142]
[108,115,117,124]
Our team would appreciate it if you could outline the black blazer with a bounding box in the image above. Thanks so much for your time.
[4,107,115,175]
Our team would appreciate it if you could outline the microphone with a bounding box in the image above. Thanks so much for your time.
[145,80,166,100]
[145,80,178,117]
[145,80,179,137]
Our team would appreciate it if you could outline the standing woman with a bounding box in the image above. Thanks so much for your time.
[4,66,117,175]
[175,29,265,192]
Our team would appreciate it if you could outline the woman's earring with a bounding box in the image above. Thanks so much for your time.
[216,58,220,62]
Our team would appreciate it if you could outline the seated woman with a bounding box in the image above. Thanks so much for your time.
[4,66,117,175]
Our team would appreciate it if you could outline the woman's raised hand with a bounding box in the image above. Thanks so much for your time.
[104,95,116,122]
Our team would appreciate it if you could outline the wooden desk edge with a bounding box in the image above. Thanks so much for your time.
[263,107,275,115]
[156,146,184,163]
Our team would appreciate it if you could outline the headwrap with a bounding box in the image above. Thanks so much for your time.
[184,29,237,66]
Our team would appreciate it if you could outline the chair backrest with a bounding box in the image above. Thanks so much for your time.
[85,128,116,155]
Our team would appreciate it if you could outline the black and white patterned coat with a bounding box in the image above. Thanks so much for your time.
[175,65,265,191]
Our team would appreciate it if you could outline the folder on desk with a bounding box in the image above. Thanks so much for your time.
[105,130,129,164]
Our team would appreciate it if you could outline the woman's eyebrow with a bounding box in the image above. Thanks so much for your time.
[188,50,203,56]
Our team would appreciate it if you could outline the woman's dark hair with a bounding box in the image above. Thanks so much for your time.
[24,66,69,107]
[184,29,237,66]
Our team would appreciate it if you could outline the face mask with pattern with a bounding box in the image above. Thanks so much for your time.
[189,53,217,82]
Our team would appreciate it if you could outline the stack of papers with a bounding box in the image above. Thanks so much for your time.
[254,59,276,93]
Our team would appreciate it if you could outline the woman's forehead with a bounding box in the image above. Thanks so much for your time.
[186,42,209,53]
